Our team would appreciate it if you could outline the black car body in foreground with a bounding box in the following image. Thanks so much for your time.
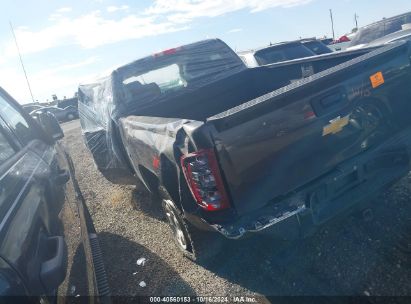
[0,87,110,301]
[79,38,411,263]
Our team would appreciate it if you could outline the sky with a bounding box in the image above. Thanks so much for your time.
[0,0,410,104]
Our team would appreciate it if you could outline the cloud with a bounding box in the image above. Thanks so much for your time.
[106,5,129,13]
[6,11,188,55]
[144,0,312,21]
[48,57,99,73]
[227,28,243,33]
[49,7,72,20]
[48,13,63,21]
[4,0,311,57]
[56,7,72,13]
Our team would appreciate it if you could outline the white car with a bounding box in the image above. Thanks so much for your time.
[237,41,317,67]
[347,11,411,50]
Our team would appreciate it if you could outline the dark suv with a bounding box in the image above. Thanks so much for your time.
[0,87,109,302]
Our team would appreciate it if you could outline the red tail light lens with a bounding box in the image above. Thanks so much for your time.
[181,149,230,211]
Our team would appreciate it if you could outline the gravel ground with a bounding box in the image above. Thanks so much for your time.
[62,119,411,297]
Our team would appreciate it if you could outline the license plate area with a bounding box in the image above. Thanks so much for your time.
[310,148,409,224]
[310,164,364,224]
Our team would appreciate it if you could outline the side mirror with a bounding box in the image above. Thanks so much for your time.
[31,110,64,141]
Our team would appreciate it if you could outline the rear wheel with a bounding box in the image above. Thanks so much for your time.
[162,199,223,264]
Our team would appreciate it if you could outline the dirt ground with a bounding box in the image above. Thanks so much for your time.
[62,119,411,298]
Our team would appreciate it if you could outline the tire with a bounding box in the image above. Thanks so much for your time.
[66,113,75,121]
[162,199,223,264]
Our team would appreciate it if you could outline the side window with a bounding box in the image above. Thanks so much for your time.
[0,130,15,164]
[0,94,34,145]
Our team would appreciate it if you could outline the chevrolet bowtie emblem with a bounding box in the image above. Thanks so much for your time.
[322,115,350,136]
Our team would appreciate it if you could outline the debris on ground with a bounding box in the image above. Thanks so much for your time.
[70,285,76,295]
[136,257,147,266]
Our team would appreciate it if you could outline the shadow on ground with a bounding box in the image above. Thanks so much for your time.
[202,189,411,296]
[129,184,411,296]
[131,187,166,222]
[98,232,195,298]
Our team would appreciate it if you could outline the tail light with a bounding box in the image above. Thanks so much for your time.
[181,149,230,211]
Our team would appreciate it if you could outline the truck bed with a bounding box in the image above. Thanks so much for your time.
[134,48,374,121]
[204,41,411,216]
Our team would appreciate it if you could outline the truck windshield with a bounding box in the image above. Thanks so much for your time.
[254,43,316,65]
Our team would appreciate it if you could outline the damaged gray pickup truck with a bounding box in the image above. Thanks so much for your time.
[79,38,411,263]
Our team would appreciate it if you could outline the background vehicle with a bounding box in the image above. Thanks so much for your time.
[353,27,411,49]
[0,87,110,300]
[300,38,333,55]
[319,38,334,45]
[58,96,78,110]
[36,106,78,122]
[238,40,316,67]
[79,38,411,263]
[22,104,44,113]
[348,11,411,50]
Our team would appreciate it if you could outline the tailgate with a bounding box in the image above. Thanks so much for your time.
[206,41,411,215]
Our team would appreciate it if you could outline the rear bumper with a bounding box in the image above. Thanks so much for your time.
[195,127,411,240]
